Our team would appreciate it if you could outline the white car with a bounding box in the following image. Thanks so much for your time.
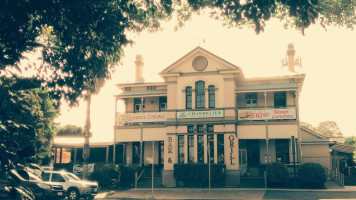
[42,171,99,200]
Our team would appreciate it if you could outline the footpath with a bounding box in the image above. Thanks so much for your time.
[94,181,356,200]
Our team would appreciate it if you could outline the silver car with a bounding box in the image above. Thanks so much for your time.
[42,171,98,200]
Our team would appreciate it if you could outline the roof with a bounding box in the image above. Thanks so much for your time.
[116,89,167,98]
[236,83,298,92]
[159,46,244,77]
[53,137,113,148]
[300,126,327,139]
[330,142,355,154]
[301,138,332,144]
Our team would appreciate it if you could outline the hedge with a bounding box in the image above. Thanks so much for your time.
[173,163,225,187]
[298,162,326,188]
[266,162,289,186]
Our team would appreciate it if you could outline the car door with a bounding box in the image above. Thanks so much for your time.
[50,173,69,191]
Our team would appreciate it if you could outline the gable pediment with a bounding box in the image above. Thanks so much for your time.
[160,47,242,76]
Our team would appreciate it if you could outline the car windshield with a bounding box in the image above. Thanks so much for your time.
[63,173,81,181]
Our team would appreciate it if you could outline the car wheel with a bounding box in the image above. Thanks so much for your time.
[67,188,79,200]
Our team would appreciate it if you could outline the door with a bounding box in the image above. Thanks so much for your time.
[239,149,247,176]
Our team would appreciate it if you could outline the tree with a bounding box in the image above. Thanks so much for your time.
[315,121,343,137]
[300,121,315,131]
[344,136,356,146]
[0,76,59,170]
[56,124,85,137]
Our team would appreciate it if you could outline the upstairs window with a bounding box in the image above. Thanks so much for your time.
[187,125,194,133]
[246,93,257,108]
[208,85,215,108]
[197,124,204,133]
[195,81,205,109]
[159,97,167,112]
[207,125,214,132]
[274,92,286,107]
[134,98,145,113]
[186,87,192,109]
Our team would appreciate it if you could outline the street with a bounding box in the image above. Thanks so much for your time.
[93,187,356,200]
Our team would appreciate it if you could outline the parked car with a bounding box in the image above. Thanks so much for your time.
[6,169,65,200]
[42,171,99,200]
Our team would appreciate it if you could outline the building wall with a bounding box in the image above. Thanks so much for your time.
[302,144,331,169]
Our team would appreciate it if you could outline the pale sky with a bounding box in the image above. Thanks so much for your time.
[56,13,356,142]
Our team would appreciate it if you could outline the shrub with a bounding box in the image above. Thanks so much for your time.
[299,162,326,188]
[89,164,119,187]
[173,163,225,187]
[266,162,289,186]
[118,165,141,187]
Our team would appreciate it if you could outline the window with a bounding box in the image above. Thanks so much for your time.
[208,85,215,108]
[275,139,290,164]
[178,136,184,163]
[195,81,205,109]
[52,174,65,182]
[159,97,167,112]
[197,124,204,133]
[274,92,286,107]
[217,134,224,164]
[207,125,214,132]
[134,98,145,112]
[246,93,257,108]
[186,87,192,109]
[42,173,50,181]
[197,135,204,163]
[159,141,164,165]
[188,125,194,133]
[207,135,214,163]
[188,135,194,163]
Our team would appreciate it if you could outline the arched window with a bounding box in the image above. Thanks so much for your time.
[208,85,215,108]
[195,81,205,109]
[186,86,192,109]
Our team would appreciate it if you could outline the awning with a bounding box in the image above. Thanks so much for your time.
[115,127,166,142]
[236,83,298,93]
[238,125,298,139]
[116,89,167,98]
[330,142,355,154]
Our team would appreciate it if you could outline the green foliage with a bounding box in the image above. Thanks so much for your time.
[173,163,225,187]
[298,162,326,187]
[56,124,85,137]
[344,136,356,146]
[0,75,59,169]
[89,164,119,187]
[301,121,343,137]
[266,162,289,186]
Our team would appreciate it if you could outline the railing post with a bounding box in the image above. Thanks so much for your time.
[135,171,137,188]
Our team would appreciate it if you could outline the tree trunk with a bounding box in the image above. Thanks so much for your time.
[82,94,91,180]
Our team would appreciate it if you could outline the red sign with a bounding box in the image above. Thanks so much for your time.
[238,108,296,120]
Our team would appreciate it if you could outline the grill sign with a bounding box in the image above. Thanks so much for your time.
[238,108,296,120]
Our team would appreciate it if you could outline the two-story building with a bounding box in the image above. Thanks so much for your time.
[113,45,324,187]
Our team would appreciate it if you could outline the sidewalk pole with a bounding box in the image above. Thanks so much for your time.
[152,140,154,198]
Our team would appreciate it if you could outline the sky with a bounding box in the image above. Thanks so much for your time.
[56,13,356,142]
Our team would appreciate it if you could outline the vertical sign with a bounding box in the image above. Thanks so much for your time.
[225,134,239,170]
[165,136,175,170]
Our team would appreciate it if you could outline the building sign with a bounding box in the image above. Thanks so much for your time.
[115,112,167,125]
[238,108,296,121]
[229,135,236,165]
[73,163,94,174]
[177,110,224,119]
[167,137,173,164]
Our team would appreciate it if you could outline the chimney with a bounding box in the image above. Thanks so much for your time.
[282,43,302,72]
[287,43,295,72]
[135,55,145,83]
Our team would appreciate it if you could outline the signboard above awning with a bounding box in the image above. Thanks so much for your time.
[238,108,296,121]
[115,112,167,125]
[177,110,224,119]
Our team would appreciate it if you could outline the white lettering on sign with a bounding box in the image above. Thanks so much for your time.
[238,108,296,121]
